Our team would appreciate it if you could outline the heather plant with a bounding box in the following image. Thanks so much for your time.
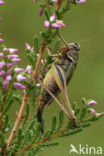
[0,0,104,156]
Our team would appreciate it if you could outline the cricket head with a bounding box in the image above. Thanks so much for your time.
[66,43,80,62]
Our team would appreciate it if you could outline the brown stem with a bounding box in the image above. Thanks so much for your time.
[7,45,45,147]
[31,45,45,82]
[7,93,28,147]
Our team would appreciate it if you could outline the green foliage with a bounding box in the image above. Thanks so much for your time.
[52,39,61,54]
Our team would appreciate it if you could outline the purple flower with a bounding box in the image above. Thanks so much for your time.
[12,58,21,63]
[0,38,4,42]
[87,100,97,107]
[7,63,14,68]
[0,61,5,68]
[7,54,19,59]
[0,53,3,58]
[25,65,32,73]
[3,48,8,53]
[44,21,50,28]
[14,82,26,89]
[0,0,5,6]
[9,48,18,54]
[16,74,27,82]
[14,68,24,73]
[25,43,31,51]
[76,0,87,4]
[39,8,43,16]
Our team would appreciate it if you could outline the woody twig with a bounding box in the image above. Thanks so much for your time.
[7,45,45,147]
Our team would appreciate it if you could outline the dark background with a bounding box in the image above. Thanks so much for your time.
[0,0,104,155]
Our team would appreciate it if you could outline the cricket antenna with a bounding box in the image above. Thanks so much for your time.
[80,47,95,72]
[78,32,104,44]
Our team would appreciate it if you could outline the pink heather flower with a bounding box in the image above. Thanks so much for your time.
[33,0,37,2]
[16,74,27,82]
[87,100,97,107]
[44,13,66,29]
[44,21,50,28]
[14,82,26,89]
[0,17,2,21]
[0,38,4,42]
[5,128,9,132]
[95,113,102,117]
[51,23,60,28]
[52,20,66,28]
[7,55,19,59]
[50,14,56,22]
[51,0,58,4]
[90,108,96,115]
[6,71,11,75]
[3,80,8,89]
[0,53,3,58]
[9,48,18,54]
[7,63,14,68]
[76,0,87,4]
[43,69,47,74]
[25,65,32,73]
[5,75,11,81]
[12,58,21,63]
[0,70,4,76]
[0,61,5,68]
[3,48,8,53]
[39,8,43,16]
[14,68,24,73]
[0,33,2,36]
[25,43,31,51]
[0,0,5,6]
[38,75,42,80]
[36,83,41,87]
[41,59,47,64]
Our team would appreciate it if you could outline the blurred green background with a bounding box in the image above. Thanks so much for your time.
[0,0,104,155]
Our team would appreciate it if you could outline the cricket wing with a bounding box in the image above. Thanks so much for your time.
[52,63,75,119]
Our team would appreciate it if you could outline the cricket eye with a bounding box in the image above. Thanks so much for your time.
[73,43,80,51]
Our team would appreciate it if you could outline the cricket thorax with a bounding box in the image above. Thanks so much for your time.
[55,43,79,72]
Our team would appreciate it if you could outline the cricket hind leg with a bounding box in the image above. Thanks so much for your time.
[37,103,45,133]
